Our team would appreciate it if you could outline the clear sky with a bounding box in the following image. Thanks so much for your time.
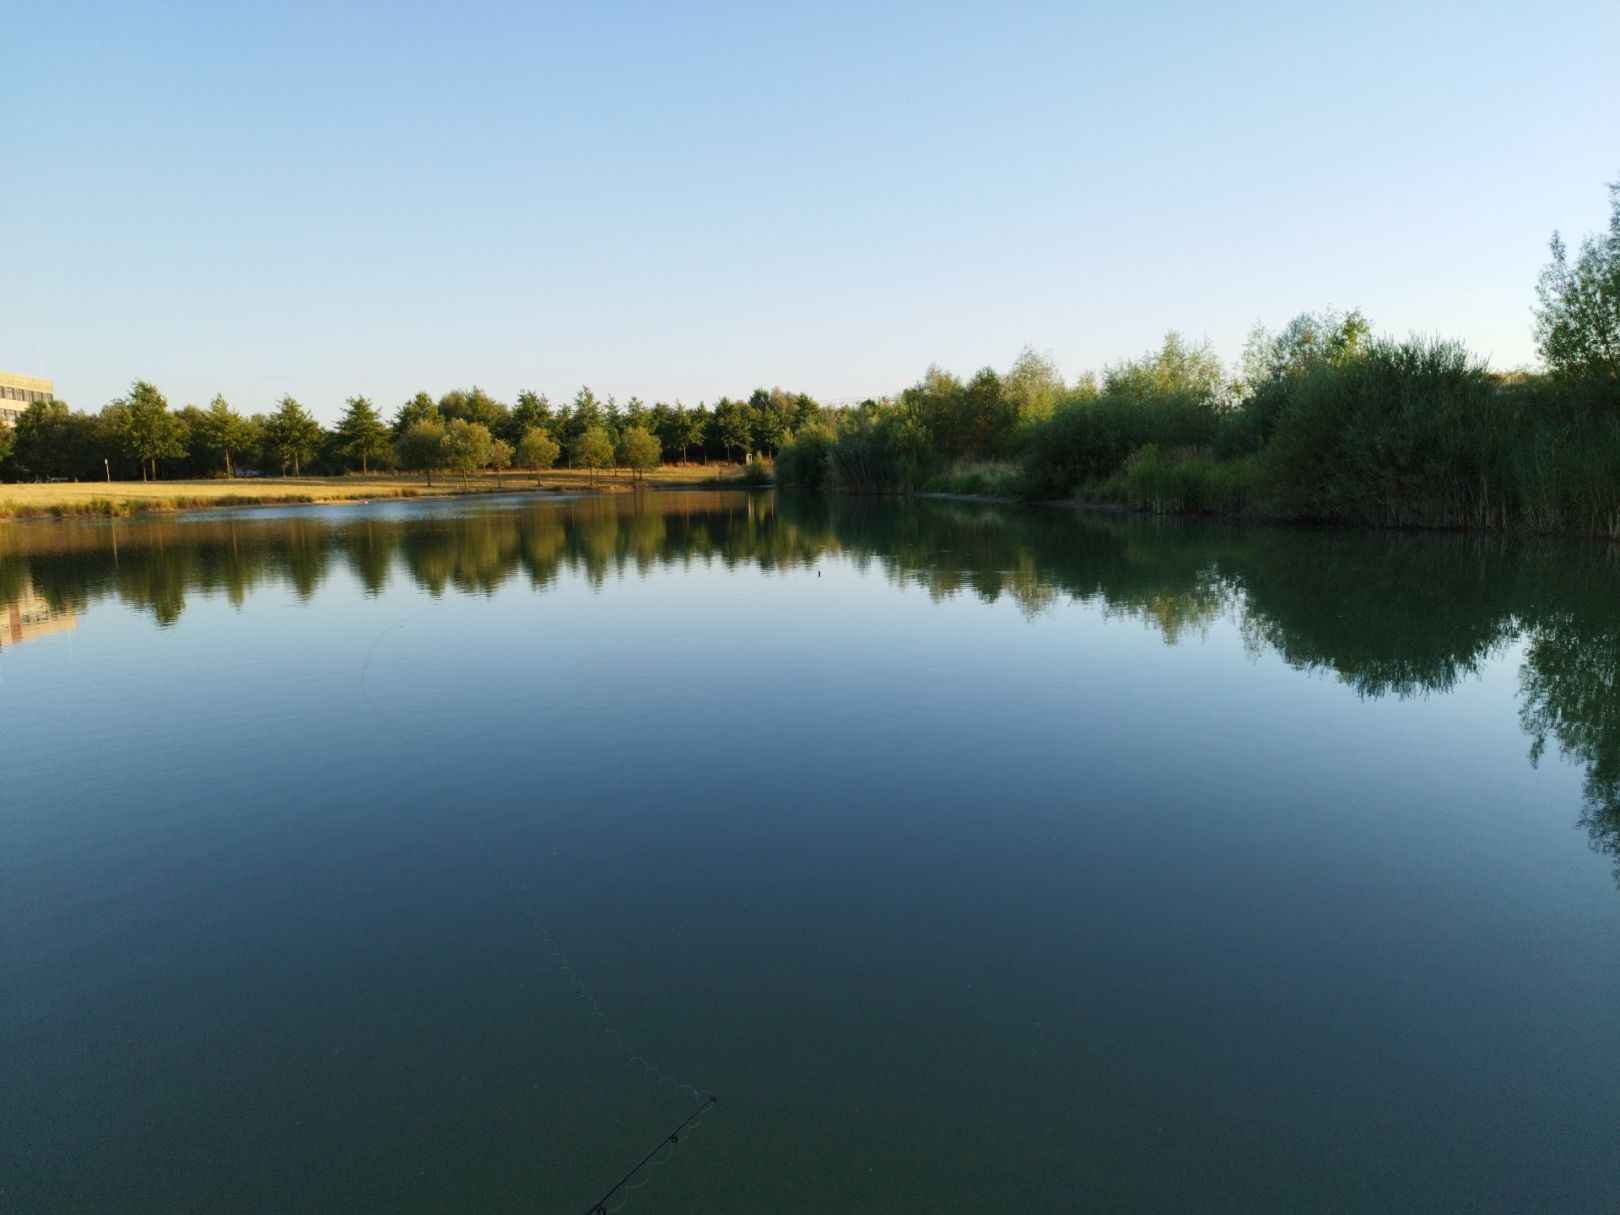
[5,0,1617,423]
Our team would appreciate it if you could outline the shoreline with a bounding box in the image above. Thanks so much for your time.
[912,491,1619,541]
[0,470,754,523]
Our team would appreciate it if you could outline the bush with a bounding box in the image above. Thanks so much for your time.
[1019,391,1220,498]
[738,454,774,486]
[1255,337,1507,528]
[775,424,834,490]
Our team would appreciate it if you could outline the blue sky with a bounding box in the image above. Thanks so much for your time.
[5,0,1617,423]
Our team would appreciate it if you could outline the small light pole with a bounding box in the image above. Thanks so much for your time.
[104,457,111,483]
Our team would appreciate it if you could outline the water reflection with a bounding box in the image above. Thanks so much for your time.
[3,490,1618,875]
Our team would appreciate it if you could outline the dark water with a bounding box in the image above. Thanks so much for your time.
[3,491,1618,1213]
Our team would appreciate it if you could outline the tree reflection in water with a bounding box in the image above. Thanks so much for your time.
[3,491,1617,875]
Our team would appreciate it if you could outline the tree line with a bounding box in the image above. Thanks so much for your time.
[0,383,824,486]
[5,178,1616,535]
[771,178,1620,537]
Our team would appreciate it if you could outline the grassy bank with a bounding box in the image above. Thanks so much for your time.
[0,464,749,520]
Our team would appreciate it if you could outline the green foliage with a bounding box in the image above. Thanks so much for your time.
[1001,347,1066,431]
[443,418,495,485]
[439,386,509,433]
[1089,446,1261,514]
[396,416,447,485]
[748,388,796,456]
[264,396,324,476]
[517,427,560,475]
[1021,390,1221,499]
[14,400,99,480]
[488,438,514,485]
[335,395,391,473]
[738,453,773,485]
[827,401,937,493]
[616,426,661,483]
[1220,309,1373,458]
[393,392,438,436]
[774,422,835,490]
[112,381,187,480]
[1535,178,1620,382]
[1255,337,1505,527]
[190,395,255,477]
[712,398,753,462]
[569,425,615,477]
[509,391,553,444]
[1103,332,1227,406]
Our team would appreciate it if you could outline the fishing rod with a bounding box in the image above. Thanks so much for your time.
[582,1095,718,1215]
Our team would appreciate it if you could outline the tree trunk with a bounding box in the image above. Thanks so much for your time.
[361,452,369,475]
[224,451,232,479]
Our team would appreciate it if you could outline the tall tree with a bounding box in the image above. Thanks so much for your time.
[264,395,324,476]
[681,404,711,464]
[112,381,186,481]
[14,399,93,480]
[393,392,438,436]
[569,425,614,486]
[443,418,494,487]
[617,426,661,485]
[396,416,446,486]
[335,395,390,473]
[488,437,514,487]
[517,427,560,483]
[1536,178,1620,382]
[713,398,753,463]
[509,390,553,443]
[193,394,254,478]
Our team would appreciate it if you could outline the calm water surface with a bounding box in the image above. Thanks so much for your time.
[3,491,1618,1212]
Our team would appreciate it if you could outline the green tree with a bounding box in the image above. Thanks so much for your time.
[393,392,438,436]
[749,388,795,457]
[335,395,390,473]
[517,427,560,482]
[193,394,254,478]
[569,425,614,485]
[617,425,661,485]
[264,395,324,476]
[562,386,605,455]
[713,398,753,463]
[489,437,514,487]
[443,418,494,486]
[509,390,553,443]
[112,381,186,481]
[0,421,13,469]
[439,386,509,433]
[1536,178,1620,381]
[396,416,446,486]
[13,400,87,479]
[1104,333,1227,406]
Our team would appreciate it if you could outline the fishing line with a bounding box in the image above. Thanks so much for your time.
[492,860,714,1105]
[583,1096,718,1215]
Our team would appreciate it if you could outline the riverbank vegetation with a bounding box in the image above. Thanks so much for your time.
[5,181,1615,535]
[774,180,1619,537]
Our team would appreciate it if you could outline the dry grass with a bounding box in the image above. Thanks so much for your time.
[0,465,748,520]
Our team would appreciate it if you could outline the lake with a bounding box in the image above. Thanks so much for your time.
[3,490,1617,1213]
